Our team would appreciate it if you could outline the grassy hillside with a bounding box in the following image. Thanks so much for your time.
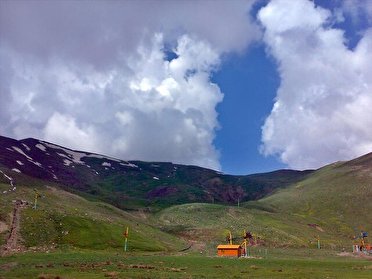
[153,154,372,250]
[0,182,185,252]
[154,202,342,250]
[255,155,372,241]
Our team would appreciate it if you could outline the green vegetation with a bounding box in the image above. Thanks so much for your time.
[1,153,372,278]
[0,183,185,252]
[255,162,372,246]
[0,249,371,278]
[21,208,62,247]
[153,158,372,249]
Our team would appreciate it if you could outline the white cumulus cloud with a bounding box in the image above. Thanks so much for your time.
[259,0,372,169]
[0,0,259,170]
[1,34,225,169]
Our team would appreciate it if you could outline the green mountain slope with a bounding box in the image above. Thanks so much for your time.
[0,181,185,253]
[255,153,372,241]
[154,153,372,249]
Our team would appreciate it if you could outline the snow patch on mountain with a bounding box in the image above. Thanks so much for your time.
[12,146,33,161]
[0,169,16,193]
[16,160,24,166]
[35,144,47,152]
[102,162,111,167]
[0,170,12,182]
[44,143,86,164]
[120,162,138,168]
[22,143,31,151]
[57,153,69,158]
[84,153,121,162]
[12,146,43,168]
[63,159,73,166]
[12,168,21,173]
[34,161,43,167]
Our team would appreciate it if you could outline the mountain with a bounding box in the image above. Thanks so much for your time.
[0,135,312,210]
[154,152,372,248]
[1,135,371,251]
[253,152,372,244]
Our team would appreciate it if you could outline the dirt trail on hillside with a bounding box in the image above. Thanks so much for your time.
[0,200,27,256]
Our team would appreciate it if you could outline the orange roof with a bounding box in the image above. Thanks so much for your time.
[217,245,241,249]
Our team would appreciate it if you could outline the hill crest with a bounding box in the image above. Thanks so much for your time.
[0,135,312,209]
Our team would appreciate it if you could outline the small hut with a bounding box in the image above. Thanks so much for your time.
[217,244,242,257]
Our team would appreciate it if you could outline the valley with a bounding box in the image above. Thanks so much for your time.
[0,136,371,278]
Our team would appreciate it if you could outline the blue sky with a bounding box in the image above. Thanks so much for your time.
[213,45,284,174]
[0,0,371,174]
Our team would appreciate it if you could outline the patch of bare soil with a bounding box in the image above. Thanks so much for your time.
[0,200,28,256]
[176,229,208,254]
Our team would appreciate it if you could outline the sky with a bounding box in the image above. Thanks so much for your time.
[0,0,371,174]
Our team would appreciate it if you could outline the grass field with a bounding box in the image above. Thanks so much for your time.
[0,249,371,279]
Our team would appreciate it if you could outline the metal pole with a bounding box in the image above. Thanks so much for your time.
[317,237,321,249]
[124,227,129,252]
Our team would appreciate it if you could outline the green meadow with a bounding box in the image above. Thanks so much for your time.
[1,249,371,279]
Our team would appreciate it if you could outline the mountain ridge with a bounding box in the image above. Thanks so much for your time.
[0,135,312,210]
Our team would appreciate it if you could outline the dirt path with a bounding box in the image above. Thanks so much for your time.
[0,200,28,256]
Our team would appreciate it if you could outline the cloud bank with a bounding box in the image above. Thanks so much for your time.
[0,0,259,170]
[2,0,371,172]
[259,0,372,169]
